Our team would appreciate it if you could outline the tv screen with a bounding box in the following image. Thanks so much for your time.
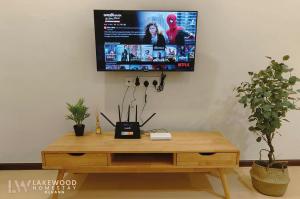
[94,10,198,71]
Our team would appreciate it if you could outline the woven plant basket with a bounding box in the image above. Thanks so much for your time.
[250,161,290,196]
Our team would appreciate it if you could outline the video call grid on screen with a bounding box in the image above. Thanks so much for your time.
[94,10,198,71]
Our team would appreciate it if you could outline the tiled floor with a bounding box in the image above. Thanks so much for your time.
[0,167,299,199]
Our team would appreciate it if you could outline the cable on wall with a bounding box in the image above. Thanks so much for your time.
[139,81,149,123]
[157,71,166,92]
[129,86,137,109]
[120,86,130,121]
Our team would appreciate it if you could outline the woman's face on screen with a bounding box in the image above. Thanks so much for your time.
[149,25,157,36]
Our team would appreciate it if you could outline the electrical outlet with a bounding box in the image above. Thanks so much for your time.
[125,76,160,88]
[139,77,160,88]
[125,78,134,87]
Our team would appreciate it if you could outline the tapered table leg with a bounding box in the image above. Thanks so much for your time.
[218,169,230,199]
[51,170,65,199]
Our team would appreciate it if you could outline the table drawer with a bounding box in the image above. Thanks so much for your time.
[44,153,108,168]
[177,152,238,167]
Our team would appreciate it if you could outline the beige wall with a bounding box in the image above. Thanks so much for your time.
[0,0,300,163]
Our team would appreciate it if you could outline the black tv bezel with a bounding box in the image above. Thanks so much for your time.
[93,9,199,72]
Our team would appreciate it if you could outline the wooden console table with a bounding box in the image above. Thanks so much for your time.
[42,131,239,199]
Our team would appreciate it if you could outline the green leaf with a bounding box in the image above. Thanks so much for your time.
[282,65,293,72]
[272,119,281,128]
[249,118,256,122]
[248,72,254,76]
[256,137,262,142]
[249,126,256,131]
[255,88,263,93]
[289,76,297,85]
[238,96,247,104]
[282,101,296,109]
[264,92,271,97]
[265,56,272,60]
[263,112,271,119]
[253,98,263,106]
[262,104,272,111]
[297,89,300,93]
[283,55,290,61]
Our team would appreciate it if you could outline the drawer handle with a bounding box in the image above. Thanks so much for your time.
[68,153,85,156]
[199,152,216,156]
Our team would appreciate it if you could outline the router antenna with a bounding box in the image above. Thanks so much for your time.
[135,105,138,122]
[100,112,116,127]
[118,105,121,122]
[140,113,156,127]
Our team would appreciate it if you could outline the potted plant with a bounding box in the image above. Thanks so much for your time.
[235,55,300,196]
[66,98,90,136]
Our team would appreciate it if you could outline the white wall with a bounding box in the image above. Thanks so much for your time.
[0,0,300,163]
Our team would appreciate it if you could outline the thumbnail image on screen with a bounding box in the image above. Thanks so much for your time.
[94,10,198,71]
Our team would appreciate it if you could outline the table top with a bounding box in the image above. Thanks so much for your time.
[43,131,239,153]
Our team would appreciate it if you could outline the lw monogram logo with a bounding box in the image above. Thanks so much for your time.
[8,180,31,193]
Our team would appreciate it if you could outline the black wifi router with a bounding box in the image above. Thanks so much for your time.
[100,105,156,139]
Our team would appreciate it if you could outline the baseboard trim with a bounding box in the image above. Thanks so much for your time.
[1,160,299,170]
[239,159,300,167]
[0,163,42,170]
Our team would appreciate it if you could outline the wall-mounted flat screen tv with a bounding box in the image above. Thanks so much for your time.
[94,10,198,71]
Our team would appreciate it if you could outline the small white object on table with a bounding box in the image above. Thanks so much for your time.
[150,132,172,140]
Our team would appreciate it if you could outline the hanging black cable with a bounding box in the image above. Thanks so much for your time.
[157,71,166,92]
[120,86,130,121]
[139,83,149,123]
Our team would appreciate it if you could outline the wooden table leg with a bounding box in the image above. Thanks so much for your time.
[52,170,65,199]
[218,169,230,199]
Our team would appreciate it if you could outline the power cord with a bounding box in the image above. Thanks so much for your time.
[135,76,140,86]
[129,86,137,109]
[120,86,130,121]
[130,76,140,109]
[139,80,149,123]
[157,71,166,92]
[143,80,149,103]
[152,80,158,89]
